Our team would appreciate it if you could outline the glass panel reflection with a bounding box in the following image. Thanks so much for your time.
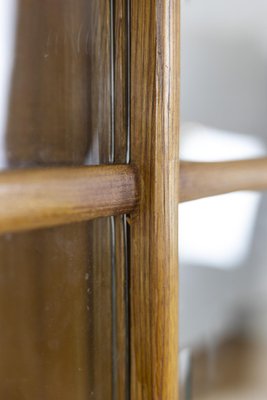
[0,1,127,399]
[1,0,111,169]
[0,221,112,399]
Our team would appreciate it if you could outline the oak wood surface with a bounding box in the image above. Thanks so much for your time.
[0,1,117,399]
[130,0,180,398]
[0,165,138,234]
[180,158,267,202]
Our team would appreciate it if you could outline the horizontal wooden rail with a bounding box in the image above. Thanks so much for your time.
[1,158,267,234]
[180,158,267,202]
[0,165,138,234]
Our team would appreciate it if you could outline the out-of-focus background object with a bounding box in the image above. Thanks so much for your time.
[0,0,17,168]
[180,0,267,398]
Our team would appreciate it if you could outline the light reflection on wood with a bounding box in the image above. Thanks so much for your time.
[0,1,118,399]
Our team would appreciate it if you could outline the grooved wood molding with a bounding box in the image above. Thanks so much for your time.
[0,1,180,399]
[129,1,180,398]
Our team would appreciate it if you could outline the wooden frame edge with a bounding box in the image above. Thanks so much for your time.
[130,0,180,398]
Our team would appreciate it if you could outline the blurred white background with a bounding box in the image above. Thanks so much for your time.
[0,1,17,168]
[180,0,267,349]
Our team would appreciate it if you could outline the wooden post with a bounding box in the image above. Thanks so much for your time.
[130,1,180,398]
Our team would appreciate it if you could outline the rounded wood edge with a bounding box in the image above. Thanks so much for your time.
[0,164,139,234]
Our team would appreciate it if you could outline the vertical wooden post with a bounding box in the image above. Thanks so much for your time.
[130,0,180,398]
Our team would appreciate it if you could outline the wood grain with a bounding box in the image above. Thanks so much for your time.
[3,2,97,398]
[0,165,138,234]
[113,1,131,399]
[2,156,267,236]
[0,1,122,399]
[87,1,114,398]
[130,0,180,398]
[180,158,267,202]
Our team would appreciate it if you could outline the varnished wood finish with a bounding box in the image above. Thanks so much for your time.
[6,0,92,167]
[113,2,131,398]
[130,1,180,398]
[1,0,183,398]
[180,158,267,202]
[0,223,95,399]
[0,165,138,234]
[87,2,114,398]
[2,156,267,237]
[3,3,98,399]
[0,1,120,399]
